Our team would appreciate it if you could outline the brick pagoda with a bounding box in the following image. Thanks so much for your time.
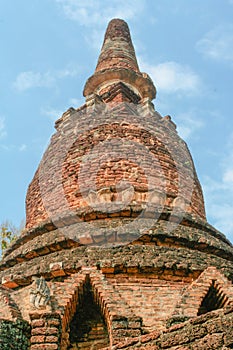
[1,19,233,350]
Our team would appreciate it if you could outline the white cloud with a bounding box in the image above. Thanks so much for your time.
[207,202,233,241]
[0,144,10,151]
[56,67,79,78]
[55,0,146,50]
[139,61,201,95]
[196,24,233,64]
[86,27,106,50]
[203,176,233,242]
[203,135,233,241]
[223,169,233,183]
[13,71,54,92]
[0,143,28,152]
[13,66,80,92]
[0,117,7,139]
[69,97,85,106]
[41,107,64,121]
[55,0,145,25]
[175,111,204,141]
[19,144,27,152]
[41,98,85,122]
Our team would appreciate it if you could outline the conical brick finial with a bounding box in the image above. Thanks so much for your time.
[83,18,156,100]
[95,18,140,73]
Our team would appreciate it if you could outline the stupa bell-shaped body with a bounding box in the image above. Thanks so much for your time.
[1,18,233,350]
[24,19,206,229]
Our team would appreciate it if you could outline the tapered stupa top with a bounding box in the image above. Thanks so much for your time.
[83,18,156,100]
[95,18,140,73]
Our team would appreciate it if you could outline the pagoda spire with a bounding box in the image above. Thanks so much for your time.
[95,18,140,73]
[83,18,156,101]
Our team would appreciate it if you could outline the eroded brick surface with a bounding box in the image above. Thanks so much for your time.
[107,306,233,349]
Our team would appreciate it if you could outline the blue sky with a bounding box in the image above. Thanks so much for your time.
[1,0,233,242]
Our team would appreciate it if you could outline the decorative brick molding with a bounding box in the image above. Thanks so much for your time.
[50,271,88,349]
[2,214,232,279]
[89,270,142,345]
[173,266,233,319]
[48,268,142,349]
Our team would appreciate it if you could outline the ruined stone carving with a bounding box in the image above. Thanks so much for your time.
[30,276,50,309]
[87,190,98,205]
[87,187,168,208]
[172,196,187,211]
[120,185,134,203]
[134,191,147,202]
[87,188,113,206]
[98,187,113,203]
[148,189,165,206]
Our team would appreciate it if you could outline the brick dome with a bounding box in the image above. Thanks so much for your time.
[25,19,205,232]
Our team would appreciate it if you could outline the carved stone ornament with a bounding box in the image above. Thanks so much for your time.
[29,276,51,309]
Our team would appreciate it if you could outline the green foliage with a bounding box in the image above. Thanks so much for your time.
[0,220,24,258]
[0,319,31,350]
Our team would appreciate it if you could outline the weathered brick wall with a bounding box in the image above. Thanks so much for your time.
[24,18,205,233]
[25,102,205,230]
[47,270,142,348]
[106,276,189,333]
[0,285,22,320]
[1,240,233,292]
[173,266,233,319]
[107,306,233,349]
[99,82,141,104]
[94,19,140,73]
[90,270,143,345]
[1,266,233,349]
[25,168,48,228]
[30,312,61,350]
